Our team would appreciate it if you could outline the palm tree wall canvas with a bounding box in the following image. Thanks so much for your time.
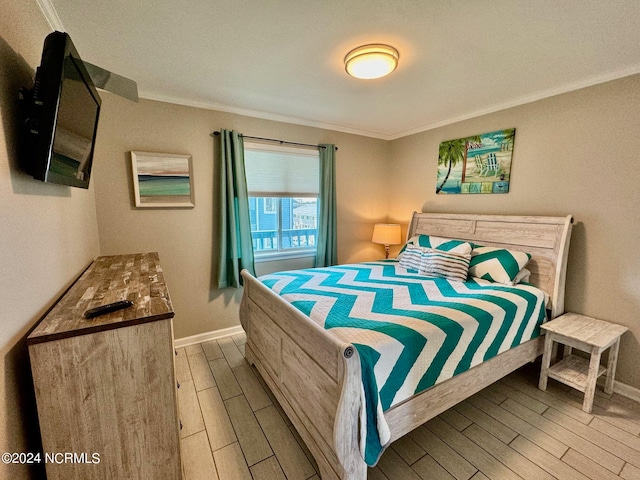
[436,128,515,194]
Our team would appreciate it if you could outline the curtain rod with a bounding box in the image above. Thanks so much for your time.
[210,131,337,151]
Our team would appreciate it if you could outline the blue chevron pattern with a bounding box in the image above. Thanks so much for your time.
[259,260,546,466]
[469,246,532,284]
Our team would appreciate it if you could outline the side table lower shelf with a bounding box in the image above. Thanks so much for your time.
[546,354,606,393]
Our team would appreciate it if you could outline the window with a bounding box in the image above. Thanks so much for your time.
[244,143,319,259]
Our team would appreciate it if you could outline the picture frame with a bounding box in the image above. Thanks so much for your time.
[130,151,195,208]
[435,128,515,194]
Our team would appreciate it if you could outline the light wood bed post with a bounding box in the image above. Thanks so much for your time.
[333,346,367,479]
[240,271,367,479]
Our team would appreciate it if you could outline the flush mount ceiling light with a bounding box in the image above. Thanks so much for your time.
[344,44,399,79]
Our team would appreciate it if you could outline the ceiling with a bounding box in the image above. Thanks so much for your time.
[41,0,640,140]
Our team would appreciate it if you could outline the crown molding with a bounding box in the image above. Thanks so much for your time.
[389,64,640,140]
[138,91,394,141]
[35,0,65,31]
[140,64,640,143]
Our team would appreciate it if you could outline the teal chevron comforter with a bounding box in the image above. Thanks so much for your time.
[259,260,547,466]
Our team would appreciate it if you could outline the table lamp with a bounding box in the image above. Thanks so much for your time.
[372,223,401,258]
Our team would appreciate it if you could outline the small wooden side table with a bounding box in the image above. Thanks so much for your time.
[538,312,628,413]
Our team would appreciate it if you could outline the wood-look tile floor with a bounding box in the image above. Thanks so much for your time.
[177,334,640,480]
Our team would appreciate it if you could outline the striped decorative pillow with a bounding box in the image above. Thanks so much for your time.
[397,235,472,259]
[468,246,531,285]
[398,244,424,270]
[418,249,471,282]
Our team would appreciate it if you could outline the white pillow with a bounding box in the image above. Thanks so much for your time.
[512,268,531,285]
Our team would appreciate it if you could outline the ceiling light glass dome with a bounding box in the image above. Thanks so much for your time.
[344,44,399,79]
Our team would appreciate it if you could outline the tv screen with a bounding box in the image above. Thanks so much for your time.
[25,32,101,189]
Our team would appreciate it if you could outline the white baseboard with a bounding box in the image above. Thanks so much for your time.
[596,376,640,403]
[612,380,640,403]
[174,325,245,348]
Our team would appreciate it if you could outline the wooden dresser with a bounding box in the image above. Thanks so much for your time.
[27,252,181,479]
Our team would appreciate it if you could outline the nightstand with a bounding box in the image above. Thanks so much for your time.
[538,312,628,413]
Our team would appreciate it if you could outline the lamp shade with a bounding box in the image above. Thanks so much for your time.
[344,44,399,79]
[372,223,401,246]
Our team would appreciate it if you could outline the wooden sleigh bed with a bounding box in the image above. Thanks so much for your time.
[239,212,573,479]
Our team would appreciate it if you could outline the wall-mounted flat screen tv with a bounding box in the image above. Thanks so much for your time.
[24,31,101,189]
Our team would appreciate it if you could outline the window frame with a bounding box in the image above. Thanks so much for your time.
[249,196,318,262]
[244,142,320,262]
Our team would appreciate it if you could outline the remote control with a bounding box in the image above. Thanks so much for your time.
[84,300,134,318]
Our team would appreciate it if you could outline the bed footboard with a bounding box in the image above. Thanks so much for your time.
[239,270,367,480]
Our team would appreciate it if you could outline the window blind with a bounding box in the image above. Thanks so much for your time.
[244,142,319,197]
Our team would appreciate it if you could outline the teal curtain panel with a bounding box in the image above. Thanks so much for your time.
[216,129,255,288]
[314,144,338,267]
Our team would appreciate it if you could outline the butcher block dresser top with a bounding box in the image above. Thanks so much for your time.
[28,252,174,345]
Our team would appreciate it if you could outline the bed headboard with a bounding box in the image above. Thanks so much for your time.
[407,212,573,319]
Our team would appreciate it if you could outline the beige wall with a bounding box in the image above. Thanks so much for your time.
[92,94,390,339]
[388,75,640,389]
[0,2,101,478]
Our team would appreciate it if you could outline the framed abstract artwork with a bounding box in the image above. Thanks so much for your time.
[435,128,515,194]
[130,151,195,208]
